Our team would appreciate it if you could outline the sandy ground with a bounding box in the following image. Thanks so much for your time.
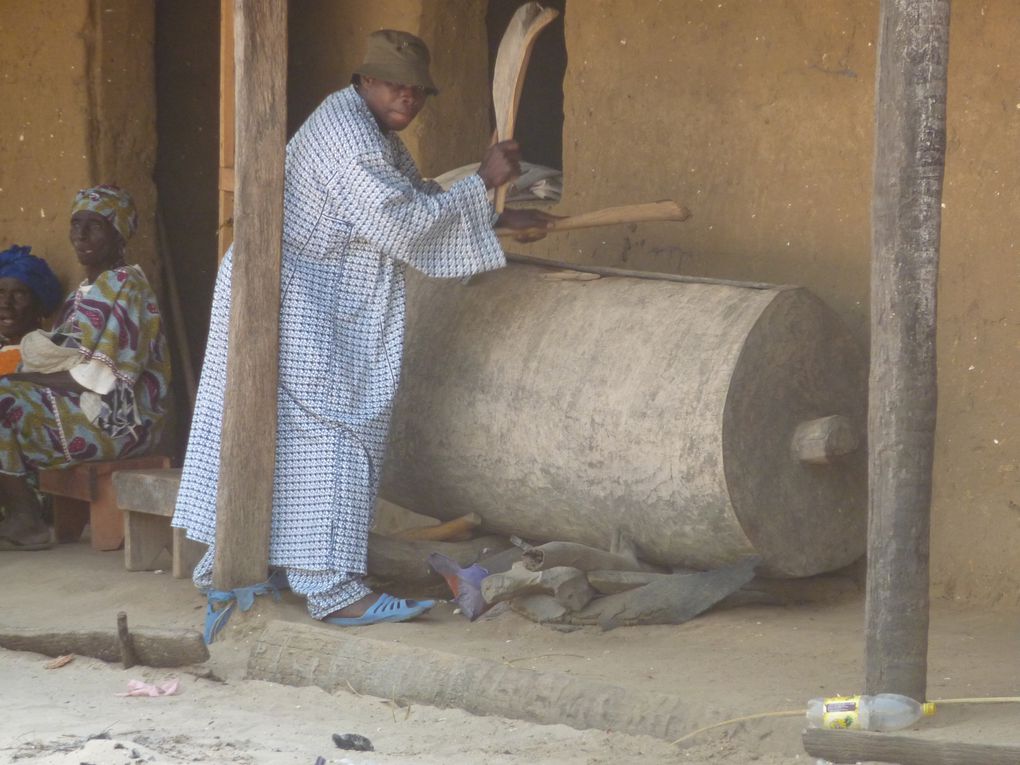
[2,543,1018,764]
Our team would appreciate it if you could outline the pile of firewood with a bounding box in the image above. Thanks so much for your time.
[369,515,858,630]
[479,539,757,629]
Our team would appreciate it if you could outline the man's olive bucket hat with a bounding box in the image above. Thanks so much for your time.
[353,29,439,96]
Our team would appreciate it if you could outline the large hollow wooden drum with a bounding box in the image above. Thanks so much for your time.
[381,261,867,577]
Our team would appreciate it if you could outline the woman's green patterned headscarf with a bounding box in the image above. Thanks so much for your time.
[71,185,138,241]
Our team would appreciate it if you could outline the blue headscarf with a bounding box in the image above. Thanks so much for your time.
[0,245,64,315]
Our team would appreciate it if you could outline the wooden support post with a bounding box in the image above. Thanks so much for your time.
[865,0,950,701]
[217,0,236,260]
[212,0,287,591]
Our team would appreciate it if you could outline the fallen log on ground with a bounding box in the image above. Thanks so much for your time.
[482,564,594,611]
[0,625,208,667]
[249,619,713,741]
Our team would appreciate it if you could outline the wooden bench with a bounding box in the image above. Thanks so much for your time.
[111,467,204,578]
[39,455,172,551]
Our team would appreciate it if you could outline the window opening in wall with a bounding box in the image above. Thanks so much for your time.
[487,0,567,172]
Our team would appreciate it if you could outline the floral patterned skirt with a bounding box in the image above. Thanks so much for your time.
[0,378,154,475]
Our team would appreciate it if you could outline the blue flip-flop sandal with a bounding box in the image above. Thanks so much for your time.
[324,593,435,626]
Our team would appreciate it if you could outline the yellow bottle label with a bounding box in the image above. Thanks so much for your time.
[822,696,860,729]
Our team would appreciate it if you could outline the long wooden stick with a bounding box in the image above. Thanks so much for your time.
[503,252,776,290]
[495,200,690,238]
[0,625,209,667]
[492,2,559,213]
[393,512,482,542]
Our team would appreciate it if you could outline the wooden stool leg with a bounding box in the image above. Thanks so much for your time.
[124,511,173,571]
[52,497,89,543]
[172,528,206,579]
[89,473,124,551]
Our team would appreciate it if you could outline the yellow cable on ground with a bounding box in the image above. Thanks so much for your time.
[670,696,1020,746]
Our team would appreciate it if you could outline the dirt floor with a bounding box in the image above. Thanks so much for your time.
[2,543,1018,764]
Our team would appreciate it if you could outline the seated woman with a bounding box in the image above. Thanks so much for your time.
[0,244,63,375]
[0,186,171,550]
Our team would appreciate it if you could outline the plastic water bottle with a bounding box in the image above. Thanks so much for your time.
[806,693,936,731]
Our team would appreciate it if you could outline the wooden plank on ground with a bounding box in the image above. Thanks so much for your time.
[803,728,1020,765]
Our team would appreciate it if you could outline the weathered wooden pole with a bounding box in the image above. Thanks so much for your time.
[212,0,287,590]
[217,0,236,262]
[864,0,950,701]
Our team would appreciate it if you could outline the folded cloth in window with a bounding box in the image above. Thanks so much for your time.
[431,161,562,203]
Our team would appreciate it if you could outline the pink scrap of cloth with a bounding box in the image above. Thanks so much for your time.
[116,678,180,697]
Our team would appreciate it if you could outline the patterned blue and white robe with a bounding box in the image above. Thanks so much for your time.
[172,86,505,614]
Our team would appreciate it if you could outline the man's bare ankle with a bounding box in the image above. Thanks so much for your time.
[324,592,380,620]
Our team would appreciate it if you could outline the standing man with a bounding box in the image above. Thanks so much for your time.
[173,30,552,628]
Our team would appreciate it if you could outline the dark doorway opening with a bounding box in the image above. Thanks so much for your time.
[154,0,220,456]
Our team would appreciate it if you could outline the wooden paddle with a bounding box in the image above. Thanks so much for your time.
[492,2,560,214]
[495,200,691,238]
